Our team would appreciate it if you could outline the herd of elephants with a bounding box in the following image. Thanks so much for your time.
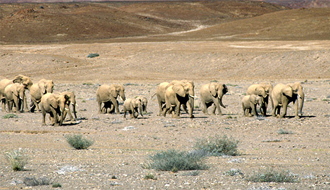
[0,75,305,126]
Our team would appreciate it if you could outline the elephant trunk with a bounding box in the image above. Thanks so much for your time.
[72,103,77,120]
[139,105,143,117]
[298,92,304,116]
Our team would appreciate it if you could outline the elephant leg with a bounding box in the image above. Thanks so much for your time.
[1,98,6,112]
[42,110,46,126]
[186,102,194,118]
[251,104,258,116]
[23,95,28,112]
[97,100,103,114]
[14,99,20,113]
[173,104,181,118]
[7,101,12,113]
[157,99,164,116]
[110,97,120,114]
[201,100,209,115]
[292,99,299,118]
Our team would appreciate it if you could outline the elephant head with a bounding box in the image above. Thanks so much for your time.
[254,86,268,98]
[132,98,143,117]
[57,94,71,125]
[250,94,262,105]
[288,82,304,116]
[110,84,126,101]
[209,82,228,98]
[13,74,33,89]
[38,79,54,95]
[172,83,188,98]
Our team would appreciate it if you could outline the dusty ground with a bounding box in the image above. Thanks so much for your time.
[0,1,330,190]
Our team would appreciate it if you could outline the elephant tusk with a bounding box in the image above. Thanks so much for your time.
[189,95,196,99]
[65,108,69,111]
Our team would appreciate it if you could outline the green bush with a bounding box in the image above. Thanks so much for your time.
[2,114,18,119]
[65,134,94,150]
[246,168,298,183]
[144,149,208,171]
[144,173,157,180]
[5,149,27,171]
[278,129,293,134]
[193,135,240,156]
[52,183,62,188]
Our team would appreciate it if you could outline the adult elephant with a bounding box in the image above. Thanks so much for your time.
[287,82,304,117]
[30,79,54,112]
[162,83,194,118]
[200,82,228,116]
[246,83,271,116]
[96,84,126,114]
[4,83,25,113]
[271,83,301,118]
[156,82,170,116]
[0,75,33,112]
[40,93,70,126]
[60,91,77,121]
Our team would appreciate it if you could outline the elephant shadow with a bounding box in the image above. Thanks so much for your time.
[284,115,316,119]
[61,120,83,126]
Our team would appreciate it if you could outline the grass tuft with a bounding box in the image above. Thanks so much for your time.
[246,168,298,183]
[144,173,157,180]
[2,114,18,119]
[5,149,27,171]
[65,134,94,150]
[193,135,240,156]
[278,129,293,134]
[144,149,208,171]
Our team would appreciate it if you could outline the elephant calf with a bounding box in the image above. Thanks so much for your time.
[123,98,143,119]
[242,94,263,117]
[135,96,148,114]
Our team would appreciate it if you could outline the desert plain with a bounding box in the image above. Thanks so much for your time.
[0,1,330,189]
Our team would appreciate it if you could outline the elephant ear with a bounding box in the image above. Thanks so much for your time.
[12,75,23,83]
[220,84,228,94]
[209,83,218,97]
[250,95,257,104]
[172,84,186,97]
[51,96,59,109]
[282,86,293,98]
[110,86,118,98]
[38,81,46,94]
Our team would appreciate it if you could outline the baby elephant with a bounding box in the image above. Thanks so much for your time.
[123,98,143,119]
[135,96,148,114]
[242,94,263,117]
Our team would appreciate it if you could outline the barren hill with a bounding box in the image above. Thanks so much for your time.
[0,1,329,44]
[0,1,287,44]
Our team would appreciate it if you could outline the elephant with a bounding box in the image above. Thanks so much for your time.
[135,96,148,114]
[4,83,25,113]
[0,75,33,112]
[271,83,300,118]
[96,84,126,114]
[156,80,194,117]
[30,79,54,112]
[162,82,194,118]
[60,91,77,121]
[242,94,263,117]
[123,98,143,119]
[287,82,304,116]
[169,80,195,116]
[40,93,70,126]
[246,83,271,116]
[156,82,170,116]
[199,82,228,115]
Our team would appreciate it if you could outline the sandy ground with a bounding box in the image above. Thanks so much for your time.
[0,40,330,189]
